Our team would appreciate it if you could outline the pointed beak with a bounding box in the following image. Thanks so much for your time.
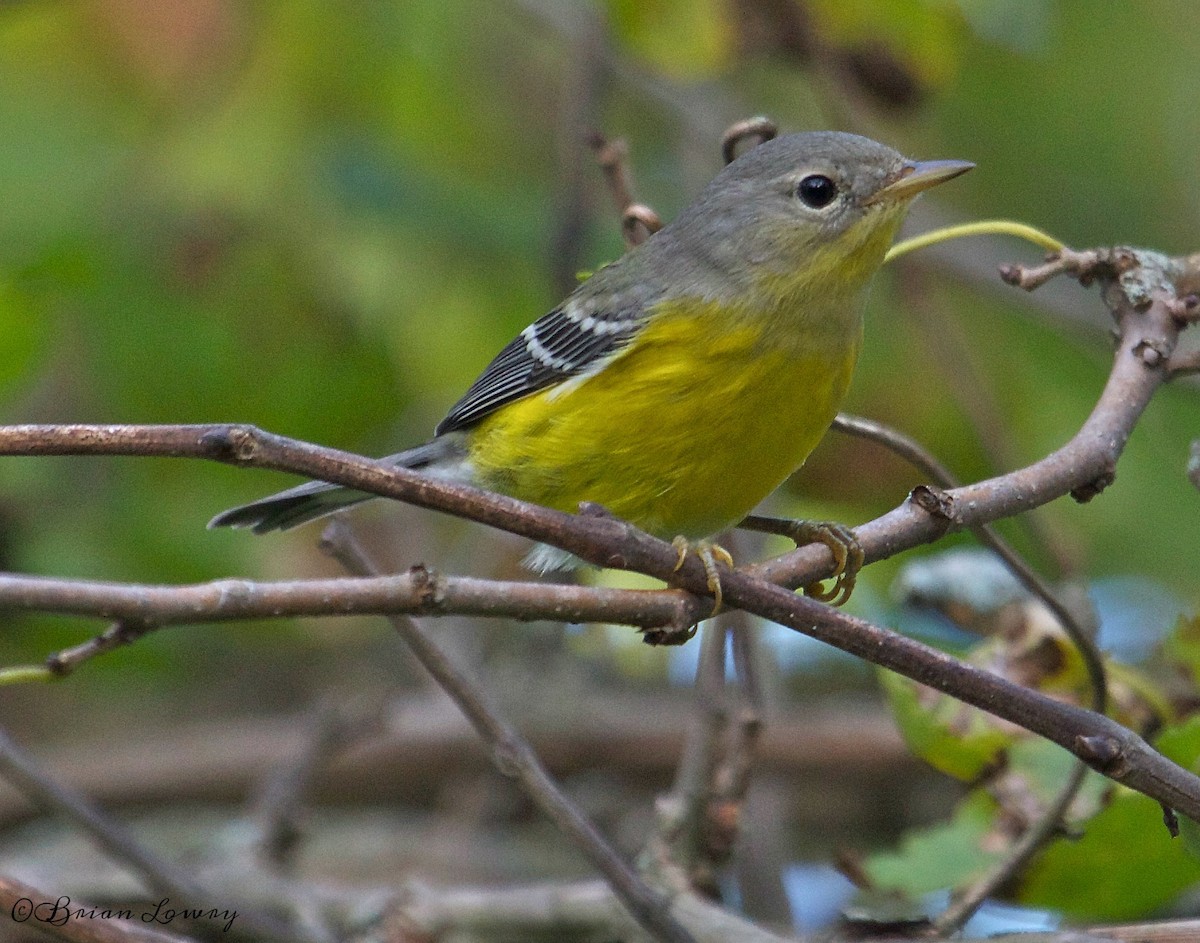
[864,158,974,205]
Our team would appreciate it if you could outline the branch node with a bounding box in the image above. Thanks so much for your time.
[409,563,445,611]
[641,616,698,647]
[1163,803,1181,838]
[1069,467,1115,503]
[908,484,960,529]
[1074,733,1124,772]
[1167,293,1200,326]
[198,424,259,463]
[578,501,616,519]
[1133,337,1170,367]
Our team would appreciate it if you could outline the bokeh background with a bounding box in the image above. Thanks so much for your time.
[0,0,1198,934]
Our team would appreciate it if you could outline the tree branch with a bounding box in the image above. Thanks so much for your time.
[0,252,1195,822]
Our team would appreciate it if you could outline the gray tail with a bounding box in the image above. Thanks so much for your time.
[208,439,459,535]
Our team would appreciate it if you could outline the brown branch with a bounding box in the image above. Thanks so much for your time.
[391,876,792,943]
[245,701,387,871]
[0,253,1195,820]
[0,701,908,829]
[0,874,198,943]
[589,132,662,247]
[319,519,697,943]
[651,532,767,894]
[1168,349,1200,377]
[0,570,687,677]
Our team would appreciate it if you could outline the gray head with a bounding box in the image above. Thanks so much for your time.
[655,131,972,298]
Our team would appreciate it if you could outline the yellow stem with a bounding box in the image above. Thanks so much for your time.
[0,665,55,686]
[886,219,1065,264]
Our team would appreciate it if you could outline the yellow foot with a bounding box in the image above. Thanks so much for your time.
[790,520,863,606]
[672,537,734,613]
[738,516,863,606]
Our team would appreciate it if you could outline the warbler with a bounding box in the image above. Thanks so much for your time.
[211,131,970,598]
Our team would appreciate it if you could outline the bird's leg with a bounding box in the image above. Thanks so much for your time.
[672,537,734,613]
[738,515,864,606]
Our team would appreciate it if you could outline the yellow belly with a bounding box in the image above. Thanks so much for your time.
[465,300,861,539]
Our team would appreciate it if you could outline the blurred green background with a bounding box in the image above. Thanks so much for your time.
[0,0,1195,598]
[0,0,1198,930]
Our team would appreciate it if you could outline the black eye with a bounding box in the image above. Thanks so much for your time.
[796,174,838,209]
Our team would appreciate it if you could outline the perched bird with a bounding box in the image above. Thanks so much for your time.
[211,131,971,603]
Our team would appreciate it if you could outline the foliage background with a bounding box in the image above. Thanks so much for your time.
[0,0,1198,932]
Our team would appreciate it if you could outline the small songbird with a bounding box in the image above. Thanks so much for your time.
[211,131,971,602]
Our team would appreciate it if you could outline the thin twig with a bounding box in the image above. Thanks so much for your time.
[934,760,1089,935]
[549,9,610,296]
[16,568,688,679]
[721,116,778,164]
[589,133,662,247]
[247,701,386,871]
[319,518,696,943]
[698,607,764,884]
[715,613,764,810]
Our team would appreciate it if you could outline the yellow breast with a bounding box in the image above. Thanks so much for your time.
[465,297,862,539]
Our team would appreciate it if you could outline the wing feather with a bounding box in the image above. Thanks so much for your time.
[435,295,649,435]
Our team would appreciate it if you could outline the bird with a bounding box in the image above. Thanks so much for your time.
[211,131,971,605]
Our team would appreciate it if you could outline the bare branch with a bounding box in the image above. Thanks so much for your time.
[0,569,687,677]
[393,877,792,943]
[245,701,387,871]
[649,619,730,891]
[589,132,662,247]
[0,253,1195,820]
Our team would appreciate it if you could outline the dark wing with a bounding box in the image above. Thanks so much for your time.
[435,296,649,435]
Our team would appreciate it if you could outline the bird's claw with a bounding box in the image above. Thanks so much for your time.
[672,537,734,614]
[784,520,863,607]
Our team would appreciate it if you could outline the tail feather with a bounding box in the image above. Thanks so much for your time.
[208,438,464,534]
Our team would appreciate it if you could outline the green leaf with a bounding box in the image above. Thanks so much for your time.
[1020,789,1200,920]
[880,668,1013,780]
[865,790,1001,894]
